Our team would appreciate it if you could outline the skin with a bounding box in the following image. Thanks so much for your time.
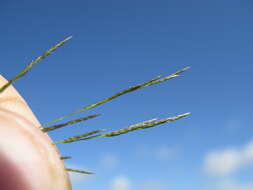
[0,75,72,190]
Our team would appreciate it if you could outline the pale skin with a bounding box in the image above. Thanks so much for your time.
[0,75,71,190]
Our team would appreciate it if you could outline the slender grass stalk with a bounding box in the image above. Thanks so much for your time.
[0,36,72,94]
[55,112,190,144]
[60,156,72,160]
[42,114,101,132]
[53,129,106,145]
[66,168,94,175]
[42,66,190,128]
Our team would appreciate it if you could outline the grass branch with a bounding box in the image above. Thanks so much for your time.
[56,112,190,144]
[66,168,94,175]
[60,156,72,160]
[42,66,190,128]
[53,129,106,145]
[0,36,72,94]
[42,114,101,132]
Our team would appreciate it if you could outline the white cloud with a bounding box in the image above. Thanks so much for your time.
[204,148,241,175]
[110,176,131,190]
[204,140,253,176]
[101,153,119,169]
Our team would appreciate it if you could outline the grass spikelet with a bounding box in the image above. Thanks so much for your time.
[98,112,190,137]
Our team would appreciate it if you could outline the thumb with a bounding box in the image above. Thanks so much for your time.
[0,75,71,190]
[0,75,40,127]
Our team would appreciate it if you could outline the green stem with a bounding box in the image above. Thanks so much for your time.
[0,36,72,94]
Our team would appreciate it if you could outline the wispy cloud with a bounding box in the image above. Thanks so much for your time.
[204,140,253,176]
[101,153,119,169]
[156,145,177,161]
[110,176,131,190]
[225,119,241,133]
[136,144,178,161]
[216,179,253,190]
[139,180,165,190]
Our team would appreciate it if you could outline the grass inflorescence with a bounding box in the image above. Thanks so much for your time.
[1,36,190,175]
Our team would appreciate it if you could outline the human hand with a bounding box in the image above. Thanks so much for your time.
[0,75,71,190]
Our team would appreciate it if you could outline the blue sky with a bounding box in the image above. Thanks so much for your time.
[1,0,253,189]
